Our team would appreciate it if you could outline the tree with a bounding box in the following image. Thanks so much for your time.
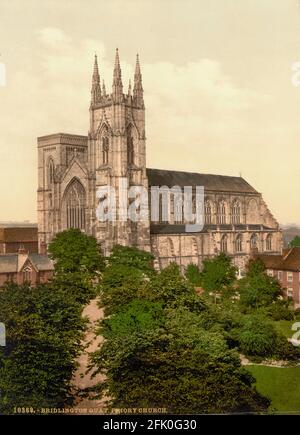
[238,315,278,357]
[99,246,155,315]
[108,245,155,275]
[238,259,282,309]
[48,228,104,274]
[0,282,87,414]
[200,253,237,295]
[185,263,202,287]
[289,236,300,248]
[92,249,269,414]
[91,302,269,413]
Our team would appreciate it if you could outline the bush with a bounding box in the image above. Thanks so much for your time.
[266,301,294,321]
[239,315,278,357]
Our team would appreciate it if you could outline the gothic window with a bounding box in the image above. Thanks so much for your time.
[48,158,55,187]
[235,234,243,253]
[247,199,259,224]
[220,234,228,253]
[266,234,272,251]
[250,233,258,250]
[205,201,212,224]
[23,266,32,283]
[231,200,241,224]
[63,178,86,231]
[127,126,134,165]
[217,201,226,224]
[102,137,109,165]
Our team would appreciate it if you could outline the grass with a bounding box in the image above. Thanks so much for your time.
[248,365,300,414]
[273,319,296,339]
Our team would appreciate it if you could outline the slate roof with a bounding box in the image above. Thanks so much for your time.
[0,254,18,273]
[146,168,257,193]
[0,254,54,273]
[150,224,275,235]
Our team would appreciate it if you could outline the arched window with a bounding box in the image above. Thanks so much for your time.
[48,158,55,187]
[23,266,32,283]
[231,200,241,224]
[250,233,258,250]
[220,234,228,253]
[102,137,109,165]
[217,201,226,224]
[235,234,243,253]
[205,201,212,224]
[127,126,134,165]
[63,178,86,230]
[266,234,272,251]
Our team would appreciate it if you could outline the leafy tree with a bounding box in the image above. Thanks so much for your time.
[48,228,104,274]
[200,253,237,295]
[92,302,269,413]
[238,315,278,357]
[289,235,300,248]
[99,246,155,315]
[185,263,202,287]
[144,262,206,312]
[92,250,270,414]
[0,282,87,414]
[238,259,282,309]
[108,245,155,275]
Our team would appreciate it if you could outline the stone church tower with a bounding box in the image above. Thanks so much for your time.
[37,48,282,272]
[37,49,150,255]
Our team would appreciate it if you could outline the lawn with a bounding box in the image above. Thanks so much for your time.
[273,319,296,339]
[248,365,300,414]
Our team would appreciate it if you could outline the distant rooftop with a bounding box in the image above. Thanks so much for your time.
[0,222,37,228]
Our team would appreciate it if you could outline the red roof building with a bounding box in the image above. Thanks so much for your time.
[256,247,300,306]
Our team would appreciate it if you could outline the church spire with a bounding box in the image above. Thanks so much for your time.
[128,79,132,96]
[133,54,144,107]
[91,54,101,105]
[102,79,106,97]
[112,48,123,102]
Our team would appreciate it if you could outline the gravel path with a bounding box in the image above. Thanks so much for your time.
[72,298,108,411]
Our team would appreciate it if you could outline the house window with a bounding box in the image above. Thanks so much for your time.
[287,272,293,282]
[220,234,228,253]
[267,269,273,277]
[266,234,272,251]
[287,288,294,298]
[23,266,32,283]
[235,234,243,253]
[278,271,283,281]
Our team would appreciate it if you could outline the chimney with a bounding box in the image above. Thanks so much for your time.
[39,241,47,255]
[17,244,29,271]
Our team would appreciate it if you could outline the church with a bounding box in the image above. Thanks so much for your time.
[37,49,282,272]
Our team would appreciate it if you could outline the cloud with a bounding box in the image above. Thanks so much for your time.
[0,28,270,221]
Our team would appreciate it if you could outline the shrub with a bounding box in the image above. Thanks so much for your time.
[239,315,278,357]
[266,301,294,321]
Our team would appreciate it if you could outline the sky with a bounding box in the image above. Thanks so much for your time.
[0,0,300,224]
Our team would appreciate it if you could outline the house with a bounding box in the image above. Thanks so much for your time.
[256,247,300,306]
[0,246,54,286]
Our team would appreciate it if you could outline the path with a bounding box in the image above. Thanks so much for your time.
[72,297,108,411]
